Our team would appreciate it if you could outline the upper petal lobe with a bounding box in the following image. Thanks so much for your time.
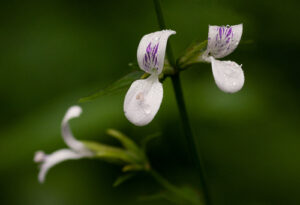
[137,30,176,74]
[207,24,243,59]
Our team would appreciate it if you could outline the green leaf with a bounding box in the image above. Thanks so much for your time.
[177,40,208,69]
[113,173,136,187]
[177,186,203,205]
[79,70,145,103]
[82,140,138,164]
[138,193,168,202]
[141,132,161,152]
[149,170,202,204]
[122,164,146,172]
[139,187,203,205]
[107,129,141,155]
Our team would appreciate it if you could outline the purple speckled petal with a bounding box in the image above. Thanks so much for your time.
[207,24,243,59]
[137,30,176,74]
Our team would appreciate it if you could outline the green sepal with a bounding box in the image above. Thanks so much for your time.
[122,164,147,172]
[139,186,202,205]
[162,59,175,76]
[177,40,208,69]
[113,173,136,187]
[79,70,145,103]
[82,140,138,164]
[107,129,141,156]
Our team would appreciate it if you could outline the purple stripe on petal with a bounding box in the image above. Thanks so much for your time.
[226,27,232,37]
[143,42,160,71]
[146,43,151,53]
[154,43,159,55]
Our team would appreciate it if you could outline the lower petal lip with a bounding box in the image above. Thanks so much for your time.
[124,74,163,126]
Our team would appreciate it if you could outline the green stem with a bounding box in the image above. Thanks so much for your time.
[152,0,211,204]
[170,74,211,205]
[153,0,176,68]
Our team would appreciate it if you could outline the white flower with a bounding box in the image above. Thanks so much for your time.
[34,106,93,183]
[124,30,176,126]
[202,24,244,93]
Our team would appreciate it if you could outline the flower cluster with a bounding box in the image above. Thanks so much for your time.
[124,24,244,126]
[202,24,244,93]
[35,24,245,183]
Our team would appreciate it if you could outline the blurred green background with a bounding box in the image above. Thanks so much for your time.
[0,0,299,204]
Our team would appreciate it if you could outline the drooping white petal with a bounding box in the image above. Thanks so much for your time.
[210,57,244,93]
[35,149,87,183]
[61,106,92,154]
[124,74,163,126]
[137,30,176,74]
[207,24,243,59]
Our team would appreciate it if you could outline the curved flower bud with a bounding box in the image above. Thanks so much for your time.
[211,57,244,93]
[207,24,243,59]
[34,149,85,183]
[61,106,92,155]
[124,74,163,126]
[137,30,176,74]
[34,105,94,183]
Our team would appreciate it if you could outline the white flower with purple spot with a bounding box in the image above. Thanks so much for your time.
[124,30,176,126]
[34,106,94,183]
[202,24,244,93]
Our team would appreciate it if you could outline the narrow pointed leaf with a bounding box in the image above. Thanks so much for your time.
[122,164,145,172]
[107,129,141,155]
[82,141,138,164]
[79,71,145,103]
[139,187,202,205]
[141,132,161,152]
[113,173,136,187]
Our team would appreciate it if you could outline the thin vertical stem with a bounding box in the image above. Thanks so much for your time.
[152,0,211,204]
[153,0,176,68]
[171,74,211,205]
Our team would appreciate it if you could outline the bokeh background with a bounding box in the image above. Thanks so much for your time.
[0,0,299,204]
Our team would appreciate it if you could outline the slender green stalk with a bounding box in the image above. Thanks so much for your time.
[170,74,211,205]
[152,0,211,204]
[153,0,176,68]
